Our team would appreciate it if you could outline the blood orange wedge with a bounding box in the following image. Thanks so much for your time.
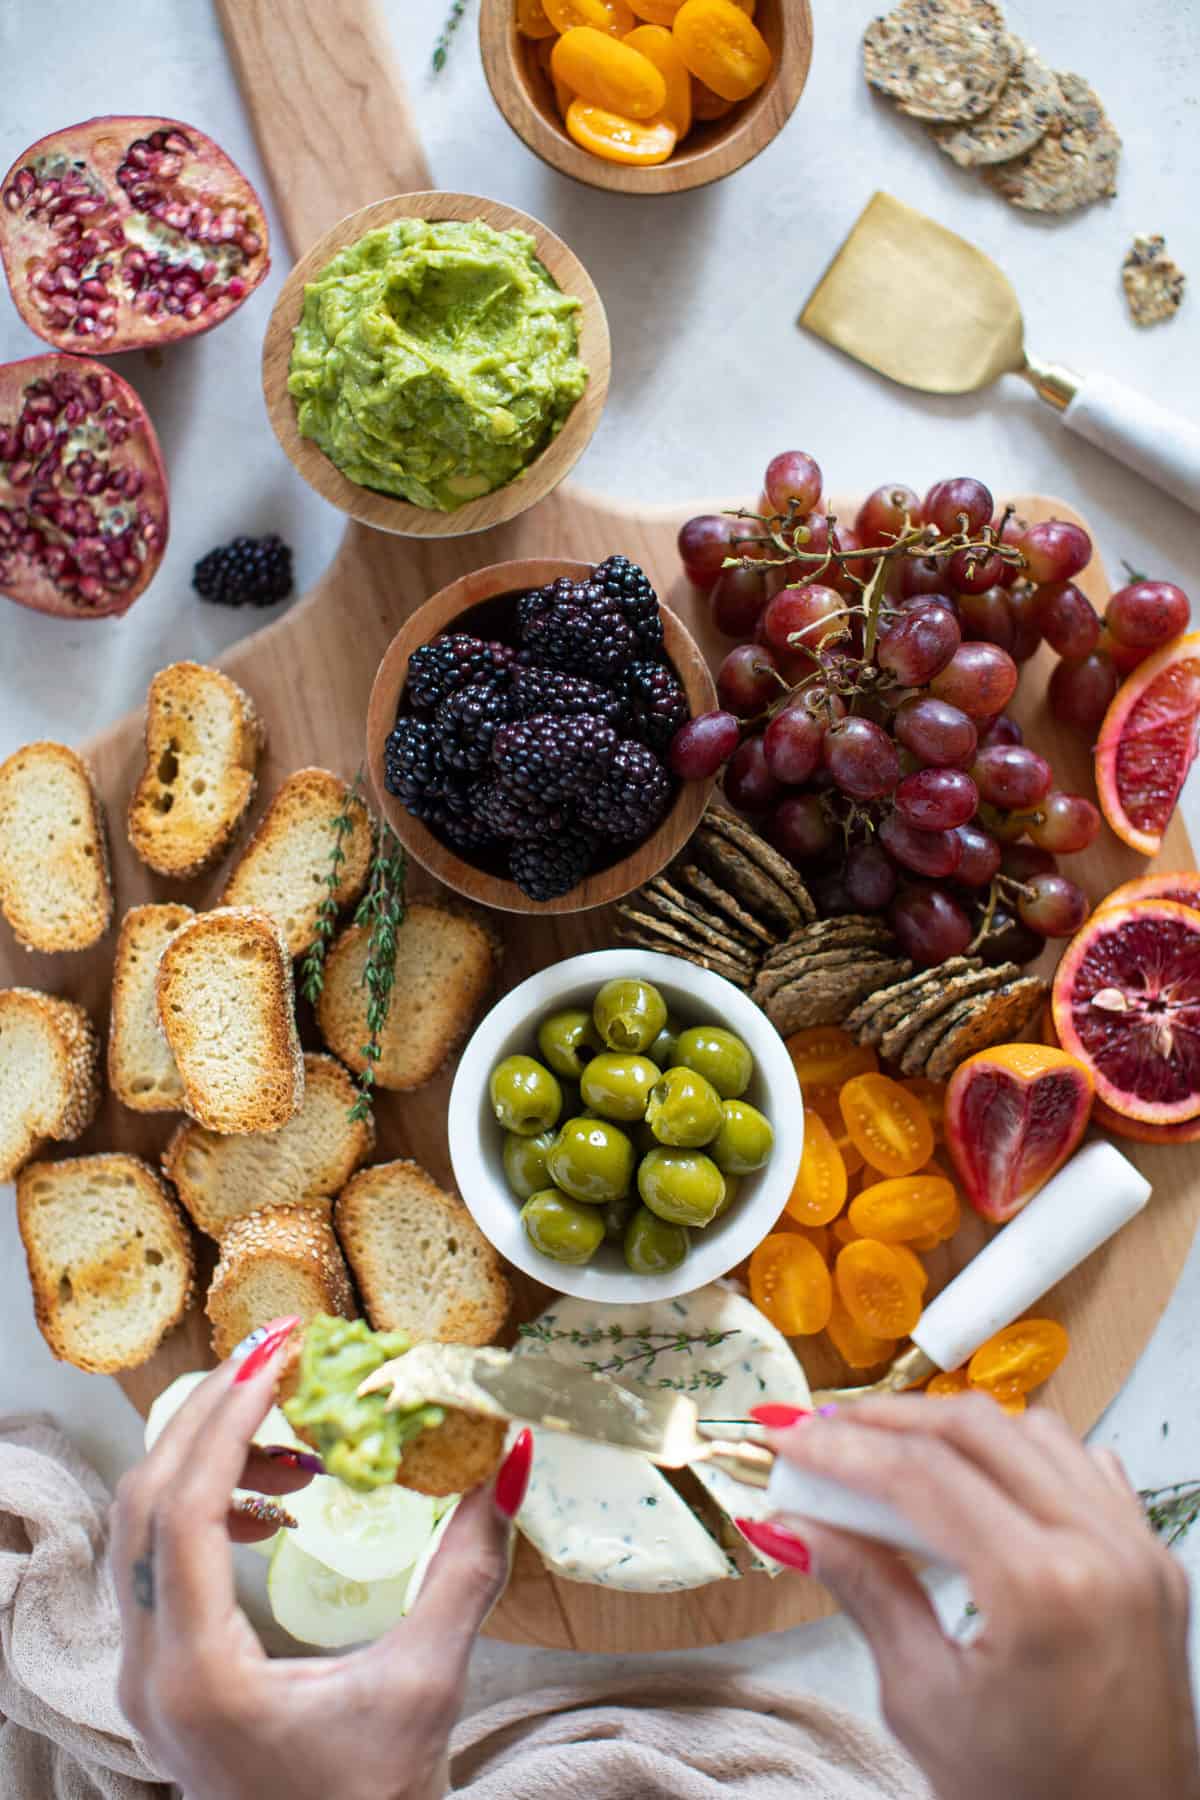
[1095,632,1200,855]
[1098,872,1200,915]
[1052,900,1200,1124]
[945,1043,1094,1223]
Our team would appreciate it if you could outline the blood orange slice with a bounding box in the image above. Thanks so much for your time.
[1099,871,1200,915]
[1091,1098,1200,1145]
[945,1043,1094,1223]
[1095,632,1200,856]
[1052,900,1200,1124]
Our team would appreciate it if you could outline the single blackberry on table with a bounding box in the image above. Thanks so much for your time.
[510,828,598,902]
[576,740,673,841]
[432,676,514,773]
[594,554,663,655]
[473,779,572,841]
[517,576,636,678]
[193,534,293,607]
[615,660,689,755]
[508,665,625,728]
[491,713,618,807]
[406,634,515,712]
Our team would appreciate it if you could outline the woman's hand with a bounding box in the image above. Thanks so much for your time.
[741,1395,1200,1800]
[112,1319,531,1800]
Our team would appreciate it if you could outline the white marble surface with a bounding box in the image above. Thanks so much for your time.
[2,0,1200,1724]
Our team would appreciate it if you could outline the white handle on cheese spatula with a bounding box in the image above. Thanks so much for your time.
[1058,372,1200,513]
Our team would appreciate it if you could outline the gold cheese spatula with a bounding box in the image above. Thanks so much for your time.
[800,192,1200,514]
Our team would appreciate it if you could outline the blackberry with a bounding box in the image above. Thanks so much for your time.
[594,554,663,655]
[474,779,571,841]
[516,576,636,678]
[406,634,514,712]
[509,665,625,728]
[193,533,293,607]
[414,799,502,854]
[491,713,618,806]
[510,828,597,902]
[615,660,689,756]
[576,740,673,841]
[383,716,442,804]
[432,676,514,773]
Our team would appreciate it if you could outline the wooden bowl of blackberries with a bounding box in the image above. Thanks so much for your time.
[366,556,718,913]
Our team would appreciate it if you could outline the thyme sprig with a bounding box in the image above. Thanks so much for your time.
[518,1321,739,1392]
[300,769,368,1006]
[1142,1479,1200,1547]
[349,824,408,1123]
[433,0,470,72]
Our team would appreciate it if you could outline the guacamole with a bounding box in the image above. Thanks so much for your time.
[287,218,589,512]
[283,1315,444,1493]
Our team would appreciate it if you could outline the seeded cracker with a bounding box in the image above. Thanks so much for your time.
[699,810,816,922]
[843,956,980,1042]
[676,866,777,947]
[929,39,1063,167]
[619,902,757,971]
[754,946,896,1005]
[644,874,758,951]
[618,927,752,990]
[692,835,801,935]
[877,962,1020,1064]
[766,957,913,1036]
[986,72,1121,214]
[862,0,1014,124]
[1122,235,1186,327]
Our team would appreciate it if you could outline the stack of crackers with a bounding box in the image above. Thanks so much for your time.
[752,918,913,1036]
[845,956,1047,1082]
[863,0,1121,215]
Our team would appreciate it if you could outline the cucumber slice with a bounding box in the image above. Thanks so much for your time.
[287,1476,436,1584]
[403,1499,459,1614]
[144,1369,305,1456]
[268,1535,412,1648]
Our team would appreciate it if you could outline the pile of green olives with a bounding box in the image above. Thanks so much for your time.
[489,976,774,1277]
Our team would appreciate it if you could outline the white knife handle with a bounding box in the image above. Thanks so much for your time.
[912,1140,1151,1374]
[1061,372,1200,513]
[767,1458,940,1562]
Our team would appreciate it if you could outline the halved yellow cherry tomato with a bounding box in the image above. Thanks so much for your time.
[565,99,678,161]
[628,0,681,19]
[889,1242,929,1295]
[672,0,772,101]
[784,1111,847,1227]
[835,1239,923,1338]
[786,1026,879,1092]
[825,1293,896,1370]
[839,1072,935,1178]
[848,1175,957,1244]
[925,1368,970,1398]
[749,1232,832,1336]
[544,0,636,34]
[776,1216,832,1263]
[623,24,693,134]
[517,0,559,36]
[691,75,735,118]
[829,1115,865,1176]
[968,1320,1070,1397]
[992,1390,1028,1416]
[535,35,577,116]
[830,1215,860,1249]
[553,26,668,117]
[901,1076,945,1140]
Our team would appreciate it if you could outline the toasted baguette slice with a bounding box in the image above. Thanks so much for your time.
[335,1159,511,1346]
[108,903,194,1112]
[207,1205,357,1387]
[157,907,304,1133]
[317,902,498,1091]
[0,988,100,1181]
[394,1411,506,1499]
[17,1153,194,1374]
[128,662,263,878]
[0,741,112,952]
[221,769,373,957]
[164,1052,374,1238]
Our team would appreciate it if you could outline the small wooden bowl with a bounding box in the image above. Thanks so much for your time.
[365,559,718,914]
[262,193,611,538]
[480,0,813,196]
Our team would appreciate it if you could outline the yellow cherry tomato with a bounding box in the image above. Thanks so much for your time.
[925,1368,970,1399]
[623,24,693,135]
[848,1175,958,1244]
[672,0,772,101]
[900,1075,945,1140]
[839,1072,935,1178]
[968,1320,1070,1397]
[786,1025,879,1092]
[544,0,636,33]
[628,0,681,19]
[535,35,577,116]
[565,98,678,161]
[889,1242,929,1295]
[830,1214,860,1249]
[517,0,558,36]
[825,1293,896,1371]
[783,1111,847,1228]
[691,75,736,118]
[749,1232,833,1336]
[835,1239,923,1339]
[552,26,668,117]
[828,1113,865,1176]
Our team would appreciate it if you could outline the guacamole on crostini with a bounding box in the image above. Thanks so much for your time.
[283,1315,444,1492]
[286,217,589,512]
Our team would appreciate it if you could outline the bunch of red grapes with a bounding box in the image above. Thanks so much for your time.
[667,453,1181,970]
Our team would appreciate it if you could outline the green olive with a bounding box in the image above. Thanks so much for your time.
[536,1008,602,1081]
[502,1128,556,1201]
[521,1189,606,1265]
[638,1147,726,1227]
[673,1026,753,1099]
[547,1117,636,1204]
[624,1206,690,1276]
[602,1194,637,1243]
[580,1052,661,1123]
[489,1055,562,1136]
[712,1174,739,1220]
[593,978,668,1053]
[710,1099,774,1174]
[645,1066,724,1148]
[648,1025,680,1069]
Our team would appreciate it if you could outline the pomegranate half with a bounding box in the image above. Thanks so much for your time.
[0,116,269,353]
[0,353,168,619]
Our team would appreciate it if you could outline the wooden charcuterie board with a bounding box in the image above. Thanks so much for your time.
[1,0,1196,1654]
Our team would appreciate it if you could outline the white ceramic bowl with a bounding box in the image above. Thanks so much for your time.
[448,948,805,1305]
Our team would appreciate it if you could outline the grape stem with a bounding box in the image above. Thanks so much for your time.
[722,502,1024,583]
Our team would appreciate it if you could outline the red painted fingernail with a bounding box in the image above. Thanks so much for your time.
[735,1516,812,1572]
[261,1446,325,1475]
[494,1428,533,1520]
[750,1403,813,1429]
[234,1317,300,1385]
